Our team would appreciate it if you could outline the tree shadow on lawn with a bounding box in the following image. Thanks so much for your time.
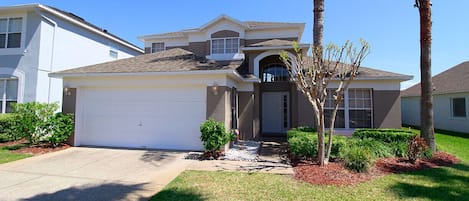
[150,188,204,201]
[20,182,149,201]
[389,163,469,201]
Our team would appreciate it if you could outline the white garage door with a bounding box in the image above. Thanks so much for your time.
[77,86,206,150]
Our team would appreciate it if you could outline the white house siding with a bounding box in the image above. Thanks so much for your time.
[402,92,469,133]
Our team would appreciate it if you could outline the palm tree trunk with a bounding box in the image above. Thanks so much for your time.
[417,0,436,151]
[313,0,324,48]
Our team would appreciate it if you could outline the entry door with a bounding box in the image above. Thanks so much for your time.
[262,92,290,134]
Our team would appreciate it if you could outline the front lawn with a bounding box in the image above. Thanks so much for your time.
[0,148,31,164]
[152,131,469,201]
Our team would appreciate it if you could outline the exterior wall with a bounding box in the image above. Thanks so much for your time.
[402,92,469,133]
[373,90,402,128]
[238,91,254,139]
[1,8,141,109]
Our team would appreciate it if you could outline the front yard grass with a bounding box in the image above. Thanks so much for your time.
[152,130,469,201]
[0,148,31,164]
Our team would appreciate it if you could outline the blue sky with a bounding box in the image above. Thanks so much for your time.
[2,0,468,89]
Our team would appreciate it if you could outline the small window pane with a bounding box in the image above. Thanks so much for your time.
[0,34,5,48]
[225,38,238,53]
[151,42,164,53]
[0,19,7,32]
[0,80,4,95]
[6,79,18,99]
[350,110,372,128]
[325,109,345,128]
[211,39,224,54]
[7,33,21,48]
[6,101,16,113]
[8,18,22,32]
[452,98,466,118]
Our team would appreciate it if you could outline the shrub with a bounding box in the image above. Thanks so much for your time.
[407,137,428,163]
[352,128,417,143]
[45,113,74,147]
[200,119,231,156]
[342,145,375,172]
[348,138,392,158]
[0,114,21,142]
[389,141,408,157]
[12,102,59,144]
[287,127,346,160]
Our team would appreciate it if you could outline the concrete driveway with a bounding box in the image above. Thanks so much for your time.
[0,147,190,201]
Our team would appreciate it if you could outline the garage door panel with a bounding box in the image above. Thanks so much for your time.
[78,86,205,150]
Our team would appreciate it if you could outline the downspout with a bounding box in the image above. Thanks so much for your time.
[34,7,57,103]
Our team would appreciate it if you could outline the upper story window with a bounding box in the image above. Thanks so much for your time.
[151,42,165,53]
[262,65,289,82]
[0,17,22,49]
[211,37,239,54]
[451,97,466,118]
[109,44,118,58]
[0,77,18,113]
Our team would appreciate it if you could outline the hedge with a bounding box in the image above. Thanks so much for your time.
[0,114,19,142]
[287,127,346,159]
[352,128,417,143]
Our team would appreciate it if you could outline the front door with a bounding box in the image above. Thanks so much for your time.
[262,92,290,135]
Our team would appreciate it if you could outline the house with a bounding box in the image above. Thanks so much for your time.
[402,61,469,133]
[50,15,412,150]
[0,4,142,113]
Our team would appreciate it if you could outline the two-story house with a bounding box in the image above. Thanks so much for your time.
[51,15,411,150]
[0,4,142,113]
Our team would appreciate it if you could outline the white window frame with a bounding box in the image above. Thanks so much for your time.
[451,97,467,119]
[210,37,239,55]
[324,88,373,129]
[0,14,26,54]
[0,78,18,114]
[109,44,118,59]
[151,42,165,53]
[348,88,373,128]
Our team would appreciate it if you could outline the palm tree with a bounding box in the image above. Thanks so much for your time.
[414,0,436,151]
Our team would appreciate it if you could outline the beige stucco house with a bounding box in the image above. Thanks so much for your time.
[50,15,412,150]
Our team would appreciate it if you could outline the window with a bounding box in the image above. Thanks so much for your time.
[0,77,18,113]
[0,17,22,49]
[211,37,239,54]
[348,89,373,128]
[325,89,345,128]
[262,65,289,82]
[109,44,118,58]
[452,97,466,118]
[151,42,165,53]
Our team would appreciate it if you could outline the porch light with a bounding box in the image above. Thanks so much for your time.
[211,83,219,95]
[64,88,72,96]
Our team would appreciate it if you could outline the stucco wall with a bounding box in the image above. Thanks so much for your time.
[402,92,469,133]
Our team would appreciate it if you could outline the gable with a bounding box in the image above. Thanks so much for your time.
[204,20,246,39]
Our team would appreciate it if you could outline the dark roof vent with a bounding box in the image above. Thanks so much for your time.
[102,29,108,33]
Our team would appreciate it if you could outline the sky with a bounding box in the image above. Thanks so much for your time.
[2,0,468,89]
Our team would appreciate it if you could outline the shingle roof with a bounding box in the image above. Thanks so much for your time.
[53,48,242,75]
[247,39,296,47]
[402,61,469,97]
[244,21,304,29]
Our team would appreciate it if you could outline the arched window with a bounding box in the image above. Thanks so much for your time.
[262,65,289,82]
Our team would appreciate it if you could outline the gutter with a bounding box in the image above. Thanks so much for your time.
[241,44,310,51]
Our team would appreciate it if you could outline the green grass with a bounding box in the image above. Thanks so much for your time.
[0,149,31,164]
[152,130,469,201]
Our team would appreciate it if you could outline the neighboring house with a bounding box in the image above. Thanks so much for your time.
[0,4,143,113]
[50,15,412,150]
[402,61,469,133]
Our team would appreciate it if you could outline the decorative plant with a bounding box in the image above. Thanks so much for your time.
[200,119,231,158]
[407,136,429,163]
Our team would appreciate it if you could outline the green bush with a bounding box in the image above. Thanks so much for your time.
[352,128,417,143]
[0,114,21,142]
[348,138,392,158]
[287,128,346,159]
[342,145,375,172]
[200,119,231,155]
[45,113,74,147]
[389,141,408,157]
[12,102,59,144]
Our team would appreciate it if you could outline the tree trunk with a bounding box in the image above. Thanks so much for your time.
[417,0,436,151]
[317,107,325,166]
[313,0,324,48]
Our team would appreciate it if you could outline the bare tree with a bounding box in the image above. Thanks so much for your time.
[281,41,369,166]
[414,0,435,151]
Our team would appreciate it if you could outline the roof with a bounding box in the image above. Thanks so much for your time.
[355,67,412,81]
[138,15,305,41]
[402,61,469,97]
[248,39,296,47]
[51,48,243,76]
[0,4,143,53]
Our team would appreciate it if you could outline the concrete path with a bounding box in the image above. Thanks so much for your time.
[0,147,190,201]
[187,141,294,175]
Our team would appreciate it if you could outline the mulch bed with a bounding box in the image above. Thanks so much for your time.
[0,139,70,156]
[293,152,460,186]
